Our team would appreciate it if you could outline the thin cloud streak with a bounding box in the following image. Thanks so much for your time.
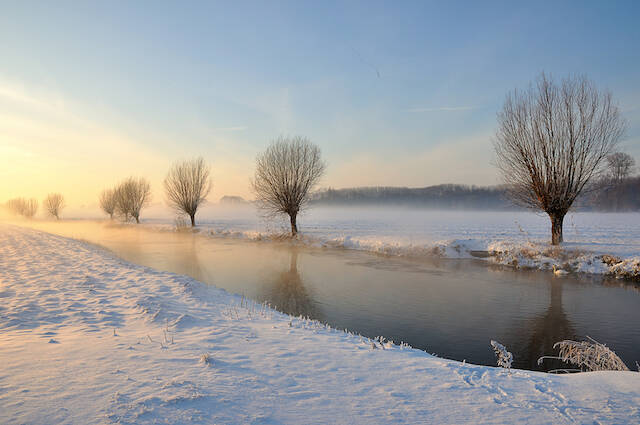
[407,106,476,112]
[0,81,67,113]
[210,126,247,131]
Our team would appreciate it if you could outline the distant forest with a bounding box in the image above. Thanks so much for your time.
[311,178,640,212]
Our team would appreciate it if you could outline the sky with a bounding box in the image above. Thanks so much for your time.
[1,0,639,207]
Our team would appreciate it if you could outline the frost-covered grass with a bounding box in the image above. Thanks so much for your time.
[538,337,630,373]
[491,340,513,371]
[1,224,639,424]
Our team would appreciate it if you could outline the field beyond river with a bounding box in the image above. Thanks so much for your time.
[105,206,640,279]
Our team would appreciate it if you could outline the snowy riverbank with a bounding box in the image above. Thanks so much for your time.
[1,224,638,424]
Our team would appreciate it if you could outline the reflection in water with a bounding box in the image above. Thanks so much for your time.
[261,249,323,321]
[175,235,207,283]
[602,276,640,293]
[514,279,576,371]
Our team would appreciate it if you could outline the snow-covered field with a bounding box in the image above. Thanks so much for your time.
[1,224,639,424]
[138,206,640,280]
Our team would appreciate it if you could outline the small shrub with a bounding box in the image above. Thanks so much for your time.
[490,340,513,370]
[199,353,212,365]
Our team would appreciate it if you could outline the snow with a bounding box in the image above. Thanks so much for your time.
[137,207,640,280]
[1,223,639,424]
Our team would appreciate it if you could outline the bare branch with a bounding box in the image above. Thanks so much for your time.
[99,189,117,219]
[606,152,635,182]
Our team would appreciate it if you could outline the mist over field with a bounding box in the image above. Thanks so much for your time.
[17,201,638,261]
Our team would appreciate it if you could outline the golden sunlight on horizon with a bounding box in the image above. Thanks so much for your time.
[0,81,258,207]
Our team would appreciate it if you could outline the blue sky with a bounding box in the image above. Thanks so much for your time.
[1,1,638,203]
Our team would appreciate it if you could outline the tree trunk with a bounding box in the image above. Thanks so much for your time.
[190,214,195,227]
[550,212,565,245]
[290,213,298,236]
[135,215,140,224]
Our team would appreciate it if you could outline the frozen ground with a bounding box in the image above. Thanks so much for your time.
[137,206,640,279]
[1,224,639,424]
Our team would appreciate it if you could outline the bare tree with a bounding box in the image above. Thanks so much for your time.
[99,188,117,219]
[164,157,211,227]
[6,197,38,218]
[252,136,326,236]
[114,177,151,223]
[43,193,65,219]
[607,152,635,183]
[22,198,38,218]
[6,198,25,216]
[494,73,625,245]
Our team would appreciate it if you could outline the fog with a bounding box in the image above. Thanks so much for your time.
[4,201,639,261]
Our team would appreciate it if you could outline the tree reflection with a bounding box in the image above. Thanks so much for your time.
[514,279,577,371]
[173,233,208,283]
[262,249,322,320]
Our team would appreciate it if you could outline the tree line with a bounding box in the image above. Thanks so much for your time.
[2,73,633,245]
[5,194,65,219]
[311,185,512,209]
[312,173,638,211]
[2,138,325,238]
[95,139,324,237]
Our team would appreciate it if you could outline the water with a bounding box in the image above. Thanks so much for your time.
[14,220,640,371]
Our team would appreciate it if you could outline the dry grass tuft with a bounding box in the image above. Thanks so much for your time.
[539,337,629,372]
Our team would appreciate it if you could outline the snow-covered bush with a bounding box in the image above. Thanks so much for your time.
[607,258,640,281]
[490,340,513,370]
